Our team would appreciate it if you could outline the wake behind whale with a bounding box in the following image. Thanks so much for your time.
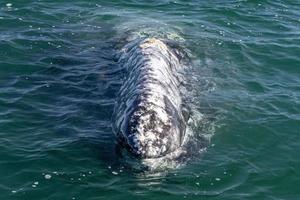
[112,38,196,169]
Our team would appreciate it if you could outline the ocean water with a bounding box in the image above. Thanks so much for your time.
[1,0,300,199]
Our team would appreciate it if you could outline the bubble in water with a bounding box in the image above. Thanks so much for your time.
[112,171,118,175]
[6,3,12,7]
[44,174,52,179]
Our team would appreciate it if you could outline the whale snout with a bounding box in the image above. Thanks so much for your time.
[125,129,181,158]
[123,102,185,158]
[126,134,169,158]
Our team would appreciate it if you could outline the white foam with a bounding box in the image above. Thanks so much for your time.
[112,171,118,175]
[44,174,51,179]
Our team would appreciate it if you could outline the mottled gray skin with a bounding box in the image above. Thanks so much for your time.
[113,38,187,159]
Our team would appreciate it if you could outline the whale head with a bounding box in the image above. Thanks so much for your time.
[113,38,188,159]
[119,96,186,159]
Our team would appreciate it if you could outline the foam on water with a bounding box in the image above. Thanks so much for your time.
[114,16,186,44]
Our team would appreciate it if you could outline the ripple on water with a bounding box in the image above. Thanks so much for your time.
[1,0,300,199]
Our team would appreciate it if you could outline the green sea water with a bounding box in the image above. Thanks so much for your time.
[1,0,300,199]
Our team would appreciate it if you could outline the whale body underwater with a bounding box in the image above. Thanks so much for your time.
[113,38,189,159]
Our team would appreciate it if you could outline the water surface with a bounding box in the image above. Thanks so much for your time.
[0,0,300,199]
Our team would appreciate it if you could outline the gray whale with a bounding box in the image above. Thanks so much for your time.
[113,38,188,159]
